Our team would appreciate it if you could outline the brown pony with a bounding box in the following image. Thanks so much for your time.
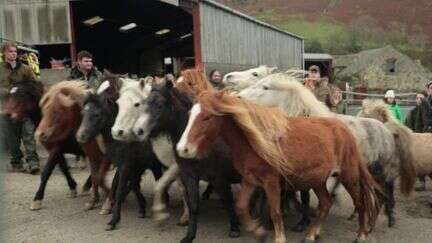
[177,91,382,243]
[31,81,110,211]
[174,69,216,97]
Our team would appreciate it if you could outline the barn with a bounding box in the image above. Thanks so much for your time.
[0,0,304,76]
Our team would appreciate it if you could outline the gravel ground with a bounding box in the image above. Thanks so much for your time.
[1,153,432,243]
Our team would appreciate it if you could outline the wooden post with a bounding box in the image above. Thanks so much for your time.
[192,2,203,70]
[69,2,77,65]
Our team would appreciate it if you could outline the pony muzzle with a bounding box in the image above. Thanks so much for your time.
[176,143,198,159]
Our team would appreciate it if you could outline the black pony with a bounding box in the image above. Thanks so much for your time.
[75,75,165,230]
[134,81,241,243]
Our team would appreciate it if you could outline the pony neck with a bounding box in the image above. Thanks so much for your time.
[218,116,261,173]
[165,91,192,143]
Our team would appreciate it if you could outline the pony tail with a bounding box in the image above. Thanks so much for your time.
[384,121,416,196]
[358,160,383,230]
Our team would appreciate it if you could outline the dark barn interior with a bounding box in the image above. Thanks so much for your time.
[70,0,194,76]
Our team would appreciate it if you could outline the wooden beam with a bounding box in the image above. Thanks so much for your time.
[192,1,203,70]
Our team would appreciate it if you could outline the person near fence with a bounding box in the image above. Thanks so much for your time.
[384,90,403,123]
[304,65,321,90]
[68,50,102,89]
[313,77,339,110]
[0,42,40,174]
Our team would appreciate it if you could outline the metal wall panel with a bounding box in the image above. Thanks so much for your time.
[0,0,71,44]
[200,1,303,73]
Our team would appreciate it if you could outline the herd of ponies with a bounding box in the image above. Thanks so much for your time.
[4,65,432,243]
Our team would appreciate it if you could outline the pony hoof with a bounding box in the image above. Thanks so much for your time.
[99,208,112,215]
[228,230,240,238]
[30,200,42,211]
[177,220,189,227]
[105,224,116,231]
[353,238,367,243]
[291,220,310,232]
[67,189,78,198]
[254,226,268,242]
[84,201,98,211]
[152,210,170,222]
[138,212,146,218]
[180,238,193,243]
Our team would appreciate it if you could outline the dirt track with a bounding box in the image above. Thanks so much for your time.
[1,154,432,243]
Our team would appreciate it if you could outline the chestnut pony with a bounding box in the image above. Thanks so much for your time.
[31,81,110,211]
[175,69,313,231]
[177,91,382,243]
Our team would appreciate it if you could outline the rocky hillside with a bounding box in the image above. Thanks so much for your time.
[219,0,432,70]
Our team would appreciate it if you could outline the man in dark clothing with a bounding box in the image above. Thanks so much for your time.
[405,91,432,133]
[68,50,102,89]
[209,69,225,90]
[0,42,40,174]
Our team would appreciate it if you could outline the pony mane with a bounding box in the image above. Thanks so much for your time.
[264,72,332,117]
[360,99,397,123]
[9,80,44,100]
[175,68,215,97]
[198,91,293,177]
[40,80,90,111]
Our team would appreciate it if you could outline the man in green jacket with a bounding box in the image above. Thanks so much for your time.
[0,42,40,174]
[68,50,102,89]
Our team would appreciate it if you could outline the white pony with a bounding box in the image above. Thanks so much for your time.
[111,77,189,225]
[238,72,416,227]
[222,65,277,91]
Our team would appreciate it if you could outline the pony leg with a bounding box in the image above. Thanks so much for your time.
[176,178,190,226]
[86,157,100,211]
[304,186,332,242]
[263,181,286,243]
[131,171,147,218]
[343,181,369,242]
[236,181,266,241]
[82,175,92,194]
[179,173,200,243]
[30,152,59,210]
[213,182,241,238]
[384,180,396,227]
[97,158,111,195]
[100,169,120,215]
[106,164,130,231]
[293,190,311,232]
[202,184,214,200]
[57,157,78,198]
[152,163,179,222]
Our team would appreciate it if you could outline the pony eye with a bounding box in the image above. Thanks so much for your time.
[252,72,258,77]
[134,102,140,107]
[263,86,269,90]
[203,116,211,121]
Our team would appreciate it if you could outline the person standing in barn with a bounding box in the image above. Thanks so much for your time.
[208,69,225,90]
[304,65,321,90]
[0,42,40,174]
[68,50,102,89]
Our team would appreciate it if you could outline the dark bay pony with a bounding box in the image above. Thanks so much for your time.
[76,74,165,230]
[31,81,110,211]
[3,79,44,125]
[132,81,241,243]
[176,91,383,243]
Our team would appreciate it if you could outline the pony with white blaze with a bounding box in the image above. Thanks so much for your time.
[238,72,416,227]
[111,76,189,225]
[222,65,277,91]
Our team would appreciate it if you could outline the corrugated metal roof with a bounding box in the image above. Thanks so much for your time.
[304,53,333,60]
[197,0,303,40]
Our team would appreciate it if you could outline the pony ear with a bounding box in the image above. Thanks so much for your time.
[269,66,278,73]
[139,76,154,89]
[57,93,76,107]
[120,73,129,78]
[97,80,111,94]
[166,80,174,89]
[103,69,112,76]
